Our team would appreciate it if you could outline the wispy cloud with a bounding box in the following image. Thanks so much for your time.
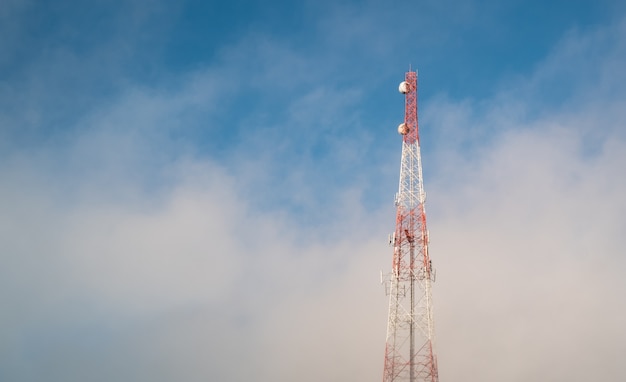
[0,2,625,381]
[424,17,626,381]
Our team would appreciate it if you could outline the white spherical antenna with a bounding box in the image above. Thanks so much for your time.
[398,123,409,135]
[398,81,410,94]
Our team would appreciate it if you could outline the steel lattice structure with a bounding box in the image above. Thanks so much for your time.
[382,71,439,382]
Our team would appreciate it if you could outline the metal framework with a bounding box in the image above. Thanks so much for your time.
[382,71,438,382]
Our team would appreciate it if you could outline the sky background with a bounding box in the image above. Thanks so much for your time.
[1,0,626,381]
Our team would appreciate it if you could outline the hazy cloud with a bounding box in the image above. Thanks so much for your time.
[0,4,625,382]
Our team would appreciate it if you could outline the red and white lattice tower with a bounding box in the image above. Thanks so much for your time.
[382,70,438,382]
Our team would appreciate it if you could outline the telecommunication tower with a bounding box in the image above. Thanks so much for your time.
[382,71,439,382]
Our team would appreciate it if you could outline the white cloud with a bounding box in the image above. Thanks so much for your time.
[1,5,625,382]
[431,121,626,379]
[423,18,626,382]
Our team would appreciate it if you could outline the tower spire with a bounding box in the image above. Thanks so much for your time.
[383,71,439,382]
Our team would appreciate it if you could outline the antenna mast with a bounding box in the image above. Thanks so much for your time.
[383,70,439,382]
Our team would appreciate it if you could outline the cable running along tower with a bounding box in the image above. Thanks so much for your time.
[382,71,438,382]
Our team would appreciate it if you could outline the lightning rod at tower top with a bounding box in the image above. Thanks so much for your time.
[382,70,439,382]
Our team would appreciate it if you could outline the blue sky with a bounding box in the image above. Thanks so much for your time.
[1,1,626,381]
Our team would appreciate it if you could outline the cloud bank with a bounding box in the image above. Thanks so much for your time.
[0,3,625,382]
